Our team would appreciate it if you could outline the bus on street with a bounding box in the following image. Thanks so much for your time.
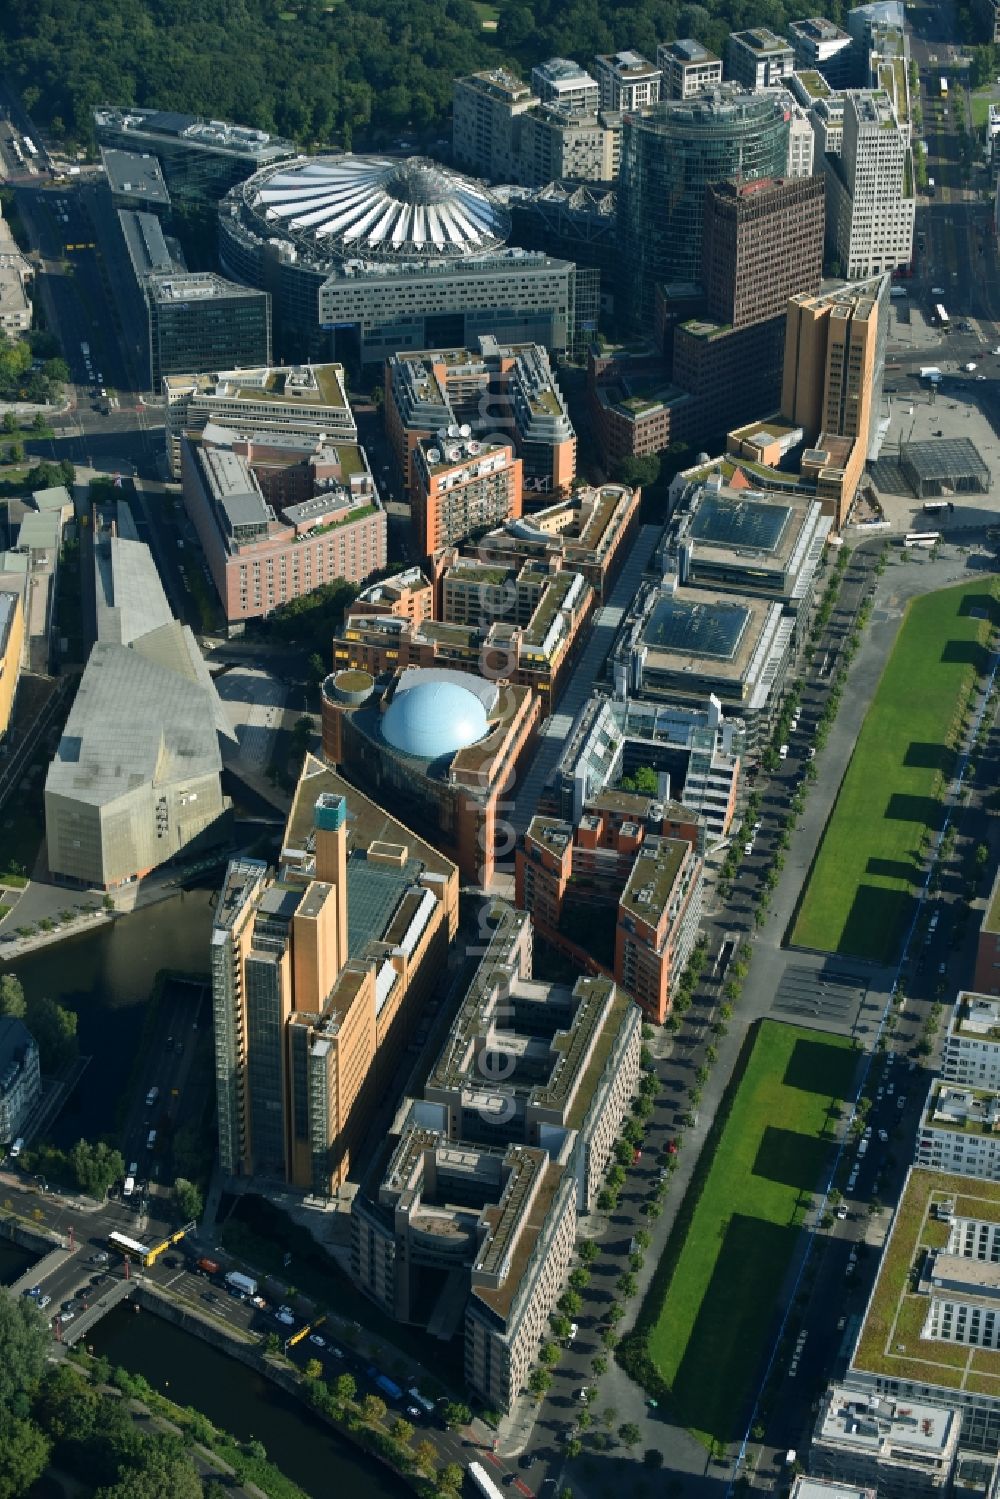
[933,304,950,329]
[903,532,941,549]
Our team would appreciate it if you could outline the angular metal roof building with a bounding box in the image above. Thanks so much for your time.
[45,508,234,890]
[221,153,590,365]
[248,156,510,261]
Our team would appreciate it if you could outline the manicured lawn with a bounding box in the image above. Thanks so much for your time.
[791,579,999,962]
[971,90,997,129]
[644,1022,856,1445]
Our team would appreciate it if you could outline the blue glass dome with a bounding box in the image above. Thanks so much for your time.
[381,679,489,760]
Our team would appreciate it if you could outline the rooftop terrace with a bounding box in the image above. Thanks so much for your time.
[851,1167,1000,1395]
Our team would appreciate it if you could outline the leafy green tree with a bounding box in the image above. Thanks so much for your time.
[333,1372,357,1405]
[0,974,25,1017]
[528,1368,552,1400]
[69,1139,124,1200]
[25,993,78,1071]
[614,454,660,490]
[577,1239,599,1264]
[0,1298,48,1418]
[440,1401,471,1429]
[414,1440,437,1474]
[0,1416,49,1499]
[361,1393,386,1425]
[618,1422,641,1449]
[539,1341,560,1367]
[93,1435,203,1499]
[173,1177,203,1222]
[439,1463,464,1492]
[558,1289,583,1317]
[568,1266,590,1290]
[304,1358,323,1380]
[550,1313,572,1339]
[391,1417,414,1446]
[619,765,658,795]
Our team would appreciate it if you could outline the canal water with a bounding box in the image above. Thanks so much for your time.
[0,1236,39,1283]
[88,1302,413,1499]
[9,888,216,1144]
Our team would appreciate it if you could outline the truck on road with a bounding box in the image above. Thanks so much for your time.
[367,1366,403,1402]
[224,1270,258,1297]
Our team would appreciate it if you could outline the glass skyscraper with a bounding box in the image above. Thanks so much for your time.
[617,86,790,327]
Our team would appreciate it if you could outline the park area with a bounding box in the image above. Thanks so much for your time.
[791,578,999,962]
[637,1021,856,1446]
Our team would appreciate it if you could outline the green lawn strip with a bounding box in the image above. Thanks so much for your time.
[623,1021,855,1446]
[971,91,995,128]
[791,579,999,961]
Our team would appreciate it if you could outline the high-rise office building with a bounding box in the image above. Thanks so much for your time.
[452,69,538,180]
[617,88,790,326]
[727,29,796,89]
[825,89,914,279]
[701,176,826,329]
[593,51,662,111]
[531,58,601,113]
[657,39,723,99]
[146,272,271,392]
[781,275,889,527]
[94,106,295,206]
[666,176,825,445]
[211,756,458,1191]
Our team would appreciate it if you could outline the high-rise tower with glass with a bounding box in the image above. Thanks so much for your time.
[616,86,790,327]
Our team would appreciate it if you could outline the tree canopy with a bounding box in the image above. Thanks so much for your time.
[0,0,826,150]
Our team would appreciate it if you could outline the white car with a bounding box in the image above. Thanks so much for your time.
[744,841,754,856]
[309,1334,326,1347]
[275,1311,295,1326]
[878,1130,889,1142]
[567,1322,579,1341]
[836,1205,848,1220]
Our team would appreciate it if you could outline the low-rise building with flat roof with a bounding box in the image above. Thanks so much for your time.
[593,51,662,112]
[471,483,640,601]
[180,428,386,628]
[0,590,24,740]
[847,1167,1000,1450]
[335,556,593,709]
[916,1083,1000,1180]
[518,797,704,1023]
[100,147,171,214]
[164,362,355,478]
[791,1479,876,1499]
[94,105,295,206]
[662,476,832,635]
[385,338,575,499]
[811,1385,959,1498]
[728,27,796,88]
[610,578,793,750]
[943,993,1000,1089]
[349,567,434,628]
[531,58,601,113]
[657,39,723,99]
[788,18,855,87]
[351,899,640,1410]
[321,665,540,888]
[975,868,1000,997]
[0,1017,40,1143]
[543,692,743,840]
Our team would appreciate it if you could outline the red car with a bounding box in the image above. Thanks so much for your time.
[633,1148,642,1164]
[666,1140,678,1155]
